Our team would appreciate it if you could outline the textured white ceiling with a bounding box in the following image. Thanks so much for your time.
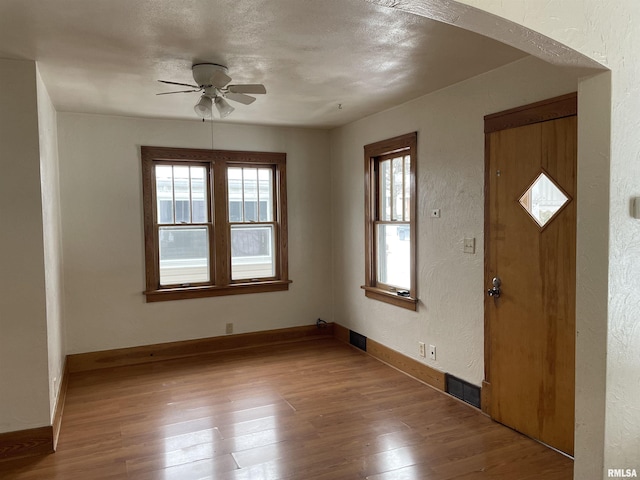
[0,0,527,128]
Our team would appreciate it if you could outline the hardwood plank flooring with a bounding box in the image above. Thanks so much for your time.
[0,338,573,479]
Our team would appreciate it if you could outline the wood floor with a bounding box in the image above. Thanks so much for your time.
[0,338,573,479]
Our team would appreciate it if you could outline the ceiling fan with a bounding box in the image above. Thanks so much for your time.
[157,63,266,119]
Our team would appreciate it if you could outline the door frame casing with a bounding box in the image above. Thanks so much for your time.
[482,92,578,415]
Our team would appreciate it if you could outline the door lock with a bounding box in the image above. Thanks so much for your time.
[487,277,501,298]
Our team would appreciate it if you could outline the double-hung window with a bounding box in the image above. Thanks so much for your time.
[141,146,289,302]
[362,133,417,310]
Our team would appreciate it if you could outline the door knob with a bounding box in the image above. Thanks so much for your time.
[487,277,501,298]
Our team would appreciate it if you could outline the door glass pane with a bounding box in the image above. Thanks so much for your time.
[159,226,209,285]
[156,165,174,224]
[376,223,410,290]
[231,225,274,280]
[519,172,569,227]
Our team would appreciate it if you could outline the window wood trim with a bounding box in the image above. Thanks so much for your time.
[141,146,289,302]
[361,286,418,310]
[362,132,417,311]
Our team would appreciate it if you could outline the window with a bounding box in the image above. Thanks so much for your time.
[141,146,289,302]
[362,133,417,310]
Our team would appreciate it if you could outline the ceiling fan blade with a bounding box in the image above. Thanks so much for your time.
[156,89,201,95]
[158,80,199,88]
[228,84,267,94]
[225,92,256,105]
[209,70,232,88]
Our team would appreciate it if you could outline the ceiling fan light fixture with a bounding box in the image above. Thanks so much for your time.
[194,95,212,118]
[215,97,235,118]
[158,63,265,119]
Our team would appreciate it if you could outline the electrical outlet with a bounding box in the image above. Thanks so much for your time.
[419,342,426,358]
[429,344,436,360]
[226,323,233,334]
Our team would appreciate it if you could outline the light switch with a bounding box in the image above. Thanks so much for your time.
[463,237,476,254]
[634,197,640,219]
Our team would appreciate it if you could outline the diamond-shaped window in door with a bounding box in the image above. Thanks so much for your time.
[519,172,570,228]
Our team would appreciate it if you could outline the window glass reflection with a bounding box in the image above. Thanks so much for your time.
[519,172,569,227]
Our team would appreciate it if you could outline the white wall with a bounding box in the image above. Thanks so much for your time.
[330,55,580,385]
[574,71,611,479]
[410,0,638,477]
[465,2,640,474]
[0,59,51,433]
[365,1,637,478]
[36,66,66,421]
[57,114,332,354]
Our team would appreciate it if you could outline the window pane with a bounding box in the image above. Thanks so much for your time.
[159,226,209,285]
[392,157,404,221]
[158,200,173,225]
[229,201,242,222]
[376,224,410,290]
[228,167,273,223]
[228,168,243,221]
[173,166,190,223]
[259,201,269,220]
[258,168,273,221]
[190,166,207,223]
[243,168,258,222]
[156,165,174,224]
[245,201,257,222]
[175,200,190,223]
[379,160,391,221]
[231,225,274,280]
[192,200,206,224]
[519,172,570,227]
[404,155,411,222]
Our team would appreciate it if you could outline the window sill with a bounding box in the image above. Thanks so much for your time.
[145,280,292,302]
[361,286,418,311]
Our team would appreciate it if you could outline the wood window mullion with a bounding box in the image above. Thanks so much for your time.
[205,164,215,286]
[188,167,193,224]
[364,157,374,287]
[212,161,230,285]
[145,162,161,291]
[276,164,288,281]
[402,157,406,222]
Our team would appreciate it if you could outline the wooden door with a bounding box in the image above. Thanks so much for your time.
[484,95,577,456]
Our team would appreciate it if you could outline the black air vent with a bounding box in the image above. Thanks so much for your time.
[446,374,481,409]
[349,330,367,351]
